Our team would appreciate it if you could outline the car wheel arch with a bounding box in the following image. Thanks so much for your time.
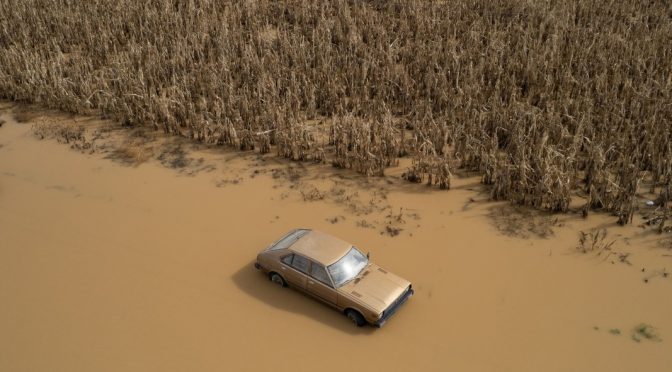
[269,271,287,287]
[343,307,367,318]
[344,308,367,327]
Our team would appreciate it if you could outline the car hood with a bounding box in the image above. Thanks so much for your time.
[337,264,411,313]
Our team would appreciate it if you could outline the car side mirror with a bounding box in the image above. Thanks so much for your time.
[366,252,370,259]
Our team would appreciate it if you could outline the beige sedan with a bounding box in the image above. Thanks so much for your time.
[255,229,413,327]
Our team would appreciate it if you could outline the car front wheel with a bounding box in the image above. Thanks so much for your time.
[270,272,287,287]
[345,309,366,327]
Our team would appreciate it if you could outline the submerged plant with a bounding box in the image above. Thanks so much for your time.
[631,324,662,343]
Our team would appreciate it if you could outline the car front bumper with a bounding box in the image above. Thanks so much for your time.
[374,286,414,327]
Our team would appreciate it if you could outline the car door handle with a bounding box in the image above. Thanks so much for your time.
[281,266,286,270]
[308,280,314,285]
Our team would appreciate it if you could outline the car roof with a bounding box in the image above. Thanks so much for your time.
[289,230,352,266]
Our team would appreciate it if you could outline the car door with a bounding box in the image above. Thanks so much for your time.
[306,260,338,306]
[279,254,308,290]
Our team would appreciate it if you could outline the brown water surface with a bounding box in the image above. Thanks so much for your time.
[1,107,671,371]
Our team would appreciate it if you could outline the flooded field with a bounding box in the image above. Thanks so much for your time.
[1,104,671,371]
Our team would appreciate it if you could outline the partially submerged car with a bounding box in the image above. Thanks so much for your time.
[255,229,413,327]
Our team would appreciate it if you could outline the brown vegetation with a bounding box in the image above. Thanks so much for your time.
[1,0,671,224]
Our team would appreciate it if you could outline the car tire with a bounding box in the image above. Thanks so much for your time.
[345,309,366,327]
[269,272,287,287]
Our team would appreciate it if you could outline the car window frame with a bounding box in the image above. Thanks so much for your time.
[308,260,334,288]
[281,254,294,266]
[285,253,310,274]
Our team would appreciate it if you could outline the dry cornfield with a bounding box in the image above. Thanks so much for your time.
[1,0,671,224]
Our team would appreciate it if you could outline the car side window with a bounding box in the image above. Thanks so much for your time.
[291,254,310,274]
[310,262,332,287]
[281,254,293,266]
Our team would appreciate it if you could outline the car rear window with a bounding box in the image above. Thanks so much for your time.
[268,229,309,251]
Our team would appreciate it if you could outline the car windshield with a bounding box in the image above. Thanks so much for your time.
[328,247,368,287]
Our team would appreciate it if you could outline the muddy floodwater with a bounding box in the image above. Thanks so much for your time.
[1,106,671,371]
